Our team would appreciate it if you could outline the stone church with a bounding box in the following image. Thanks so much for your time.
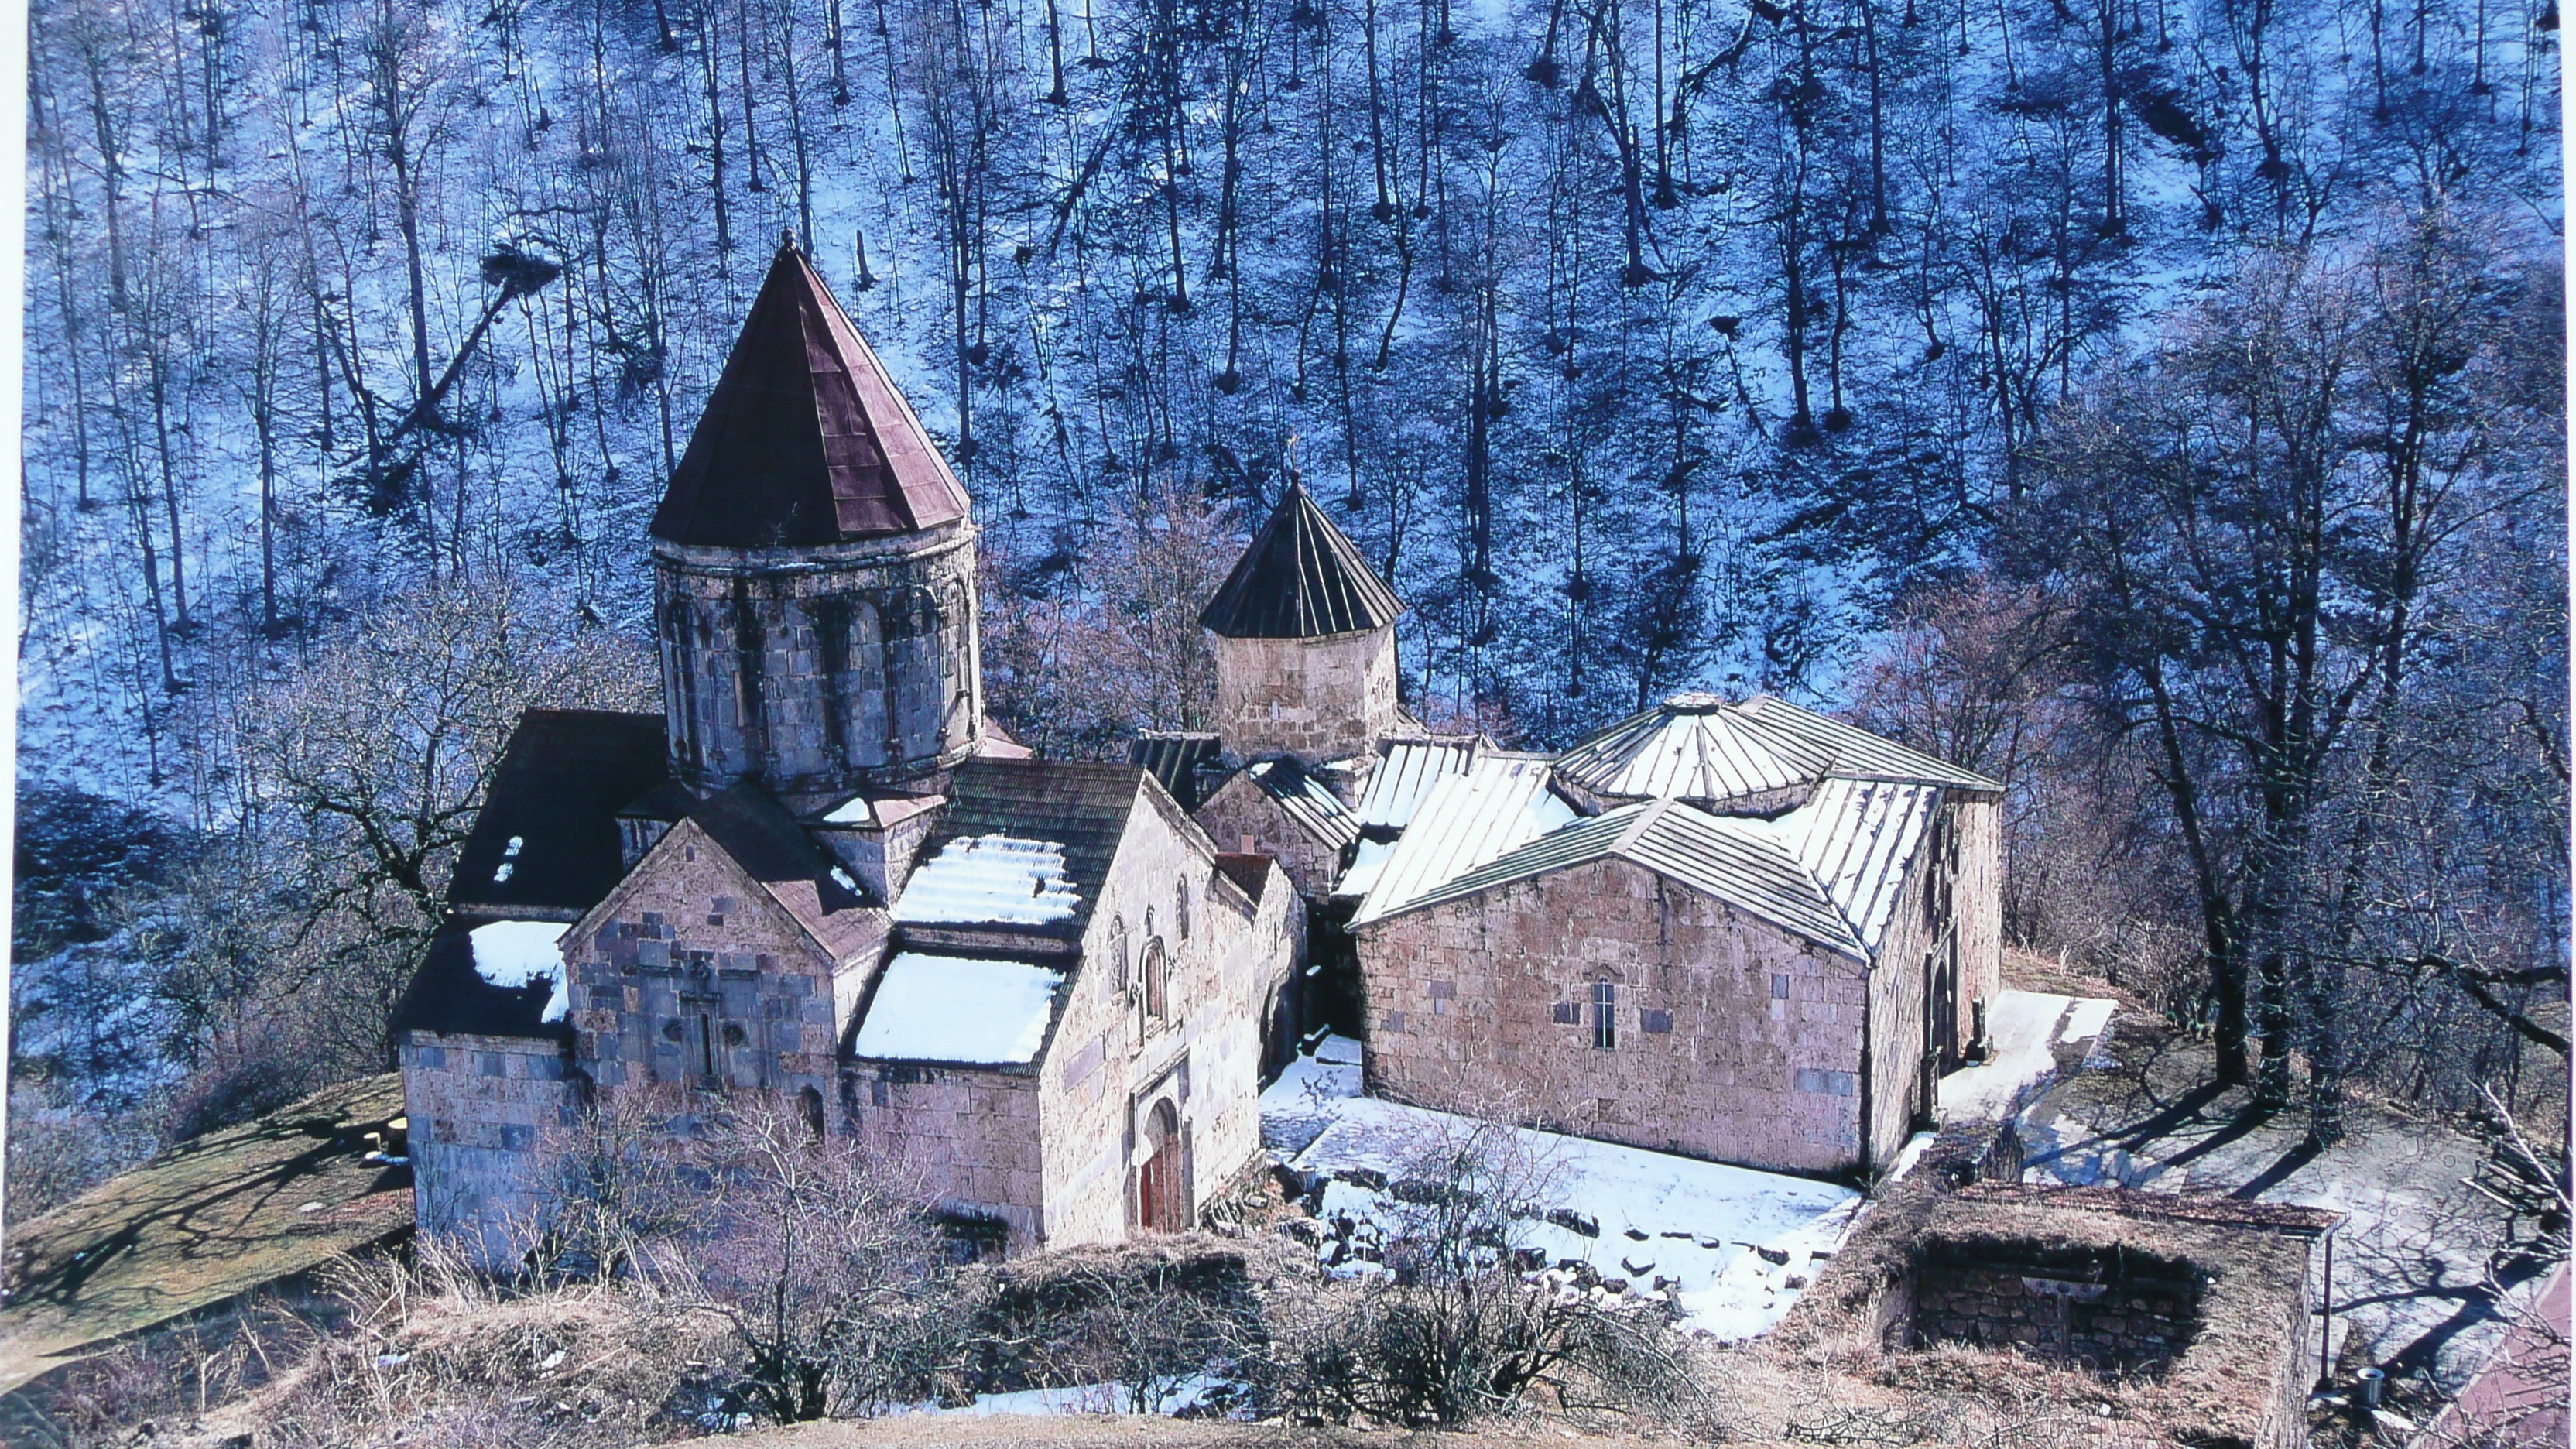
[399,236,2006,1266]
[396,240,1303,1262]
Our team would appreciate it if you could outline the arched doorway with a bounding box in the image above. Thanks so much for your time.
[1136,1100,1186,1233]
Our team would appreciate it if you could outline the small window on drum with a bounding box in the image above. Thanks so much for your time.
[1591,981,1617,1051]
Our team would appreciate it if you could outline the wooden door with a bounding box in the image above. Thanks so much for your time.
[1137,1102,1184,1232]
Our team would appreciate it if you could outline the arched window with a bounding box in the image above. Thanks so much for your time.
[1142,937,1169,1022]
[799,1085,826,1140]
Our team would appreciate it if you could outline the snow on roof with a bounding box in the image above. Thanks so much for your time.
[1332,837,1397,901]
[1349,755,1576,926]
[890,834,1081,926]
[821,795,874,825]
[850,951,1065,1064]
[1246,758,1360,848]
[468,920,570,1024]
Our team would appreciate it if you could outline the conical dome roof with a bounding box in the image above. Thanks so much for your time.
[1553,693,1839,810]
[652,238,971,549]
[1200,480,1405,639]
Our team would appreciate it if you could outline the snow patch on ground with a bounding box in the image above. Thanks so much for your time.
[1264,1053,1862,1342]
[892,835,1081,926]
[1937,989,2117,1125]
[468,920,570,1024]
[851,952,1065,1064]
[900,1374,1233,1418]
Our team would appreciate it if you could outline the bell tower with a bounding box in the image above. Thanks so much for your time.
[651,236,983,803]
[1200,478,1406,762]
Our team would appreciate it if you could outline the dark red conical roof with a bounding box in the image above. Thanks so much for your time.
[652,239,971,548]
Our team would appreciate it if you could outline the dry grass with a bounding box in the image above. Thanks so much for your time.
[0,1075,412,1396]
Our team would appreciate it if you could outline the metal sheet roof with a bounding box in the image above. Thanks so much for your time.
[1552,693,1840,807]
[1348,755,1575,925]
[1199,480,1405,639]
[1372,799,1870,960]
[1248,757,1361,849]
[1129,731,1224,810]
[1744,696,2004,793]
[1765,777,1938,953]
[1354,737,1478,834]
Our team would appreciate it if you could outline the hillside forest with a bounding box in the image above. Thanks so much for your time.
[9,0,2568,1215]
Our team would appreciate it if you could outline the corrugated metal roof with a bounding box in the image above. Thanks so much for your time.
[1354,737,1478,834]
[1375,799,1870,960]
[1766,777,1939,952]
[1552,693,1840,807]
[1199,480,1405,639]
[1129,731,1224,810]
[1248,757,1361,849]
[1744,696,2004,793]
[653,239,971,548]
[1348,755,1576,925]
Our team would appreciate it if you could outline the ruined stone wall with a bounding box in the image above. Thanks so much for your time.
[1911,1249,2204,1375]
[1034,792,1279,1248]
[1211,626,1399,762]
[1953,796,2003,1050]
[565,818,882,1108]
[401,1030,580,1267]
[656,523,983,797]
[1192,771,1345,901]
[1355,858,1872,1175]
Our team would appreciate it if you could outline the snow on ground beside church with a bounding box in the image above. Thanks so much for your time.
[1259,1039,1862,1341]
[851,952,1065,1064]
[891,834,1081,925]
[467,920,570,1023]
[1934,988,2119,1126]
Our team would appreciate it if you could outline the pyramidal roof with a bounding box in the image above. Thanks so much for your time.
[652,238,971,549]
[1200,479,1405,639]
[1553,692,2002,809]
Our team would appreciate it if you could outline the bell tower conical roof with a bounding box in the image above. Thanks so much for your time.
[652,238,971,550]
[1200,479,1405,639]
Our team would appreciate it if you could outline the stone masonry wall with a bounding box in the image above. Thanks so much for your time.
[1954,796,2003,1051]
[1865,814,1943,1166]
[1192,770,1345,902]
[402,1030,581,1267]
[844,1061,1047,1247]
[565,817,882,1109]
[1212,626,1399,762]
[1356,857,1873,1175]
[1911,1248,2204,1375]
[656,524,983,796]
[1034,791,1279,1249]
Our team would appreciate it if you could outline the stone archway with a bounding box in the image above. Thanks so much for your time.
[1137,1099,1186,1233]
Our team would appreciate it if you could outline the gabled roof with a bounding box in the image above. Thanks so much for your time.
[1553,692,2002,810]
[1348,754,1574,926]
[1354,736,1480,835]
[899,758,1149,936]
[1244,757,1360,849]
[1742,696,2003,793]
[392,921,567,1042]
[1129,731,1224,810]
[651,239,971,549]
[1199,480,1405,639]
[1769,778,1941,953]
[449,709,670,918]
[1386,800,1869,959]
[683,783,882,960]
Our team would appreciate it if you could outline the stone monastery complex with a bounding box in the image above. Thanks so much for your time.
[396,239,2009,1259]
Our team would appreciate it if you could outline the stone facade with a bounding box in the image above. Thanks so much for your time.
[1356,856,1926,1175]
[563,817,884,1105]
[656,522,984,799]
[1211,626,1400,762]
[401,1030,581,1264]
[1191,769,1349,902]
